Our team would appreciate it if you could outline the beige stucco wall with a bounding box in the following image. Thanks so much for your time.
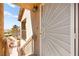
[31,6,40,56]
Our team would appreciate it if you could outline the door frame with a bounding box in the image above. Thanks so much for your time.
[75,3,79,56]
[73,3,79,56]
[39,3,78,56]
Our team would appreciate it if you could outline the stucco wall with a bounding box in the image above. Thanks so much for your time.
[31,7,40,56]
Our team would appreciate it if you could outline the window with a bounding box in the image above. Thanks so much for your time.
[21,18,26,40]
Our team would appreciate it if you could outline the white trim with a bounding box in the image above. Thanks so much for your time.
[76,3,78,56]
[39,4,42,56]
[71,3,75,56]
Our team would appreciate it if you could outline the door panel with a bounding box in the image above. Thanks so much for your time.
[41,3,74,56]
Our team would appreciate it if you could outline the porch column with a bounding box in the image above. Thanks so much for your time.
[31,6,40,56]
[0,3,4,55]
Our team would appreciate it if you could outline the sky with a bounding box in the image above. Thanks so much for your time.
[4,3,20,30]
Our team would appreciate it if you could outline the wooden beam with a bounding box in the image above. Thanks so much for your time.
[18,8,25,21]
[0,3,4,56]
[15,3,41,10]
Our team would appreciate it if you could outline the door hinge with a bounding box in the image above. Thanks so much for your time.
[74,33,76,39]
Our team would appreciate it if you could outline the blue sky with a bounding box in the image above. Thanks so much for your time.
[4,3,20,30]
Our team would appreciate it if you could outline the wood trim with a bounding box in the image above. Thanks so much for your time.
[18,8,25,21]
[71,3,75,56]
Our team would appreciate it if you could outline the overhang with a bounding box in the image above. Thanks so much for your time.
[16,3,41,21]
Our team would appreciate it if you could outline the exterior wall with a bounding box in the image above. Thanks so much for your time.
[20,37,33,56]
[20,9,34,56]
[19,6,40,55]
[0,3,4,55]
[24,38,33,56]
[41,3,74,56]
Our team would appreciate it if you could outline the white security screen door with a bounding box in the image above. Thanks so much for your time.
[40,3,75,56]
